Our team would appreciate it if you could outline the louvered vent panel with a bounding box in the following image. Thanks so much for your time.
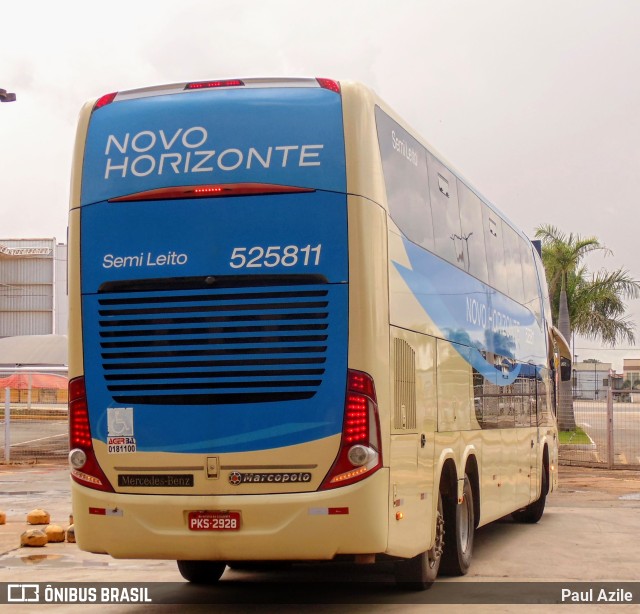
[97,284,331,405]
[394,338,417,430]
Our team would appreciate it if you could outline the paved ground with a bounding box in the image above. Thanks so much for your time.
[0,462,639,612]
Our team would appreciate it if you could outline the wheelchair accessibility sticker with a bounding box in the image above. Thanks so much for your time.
[107,407,137,453]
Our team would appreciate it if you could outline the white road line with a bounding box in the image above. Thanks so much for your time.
[12,433,68,446]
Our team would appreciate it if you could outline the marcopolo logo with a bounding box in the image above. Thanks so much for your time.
[228,471,312,485]
[103,126,325,179]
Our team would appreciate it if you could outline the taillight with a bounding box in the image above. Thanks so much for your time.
[93,92,117,111]
[68,377,114,492]
[69,378,91,448]
[319,370,382,490]
[108,183,315,203]
[316,78,341,93]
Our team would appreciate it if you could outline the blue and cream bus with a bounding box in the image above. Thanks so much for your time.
[68,77,571,588]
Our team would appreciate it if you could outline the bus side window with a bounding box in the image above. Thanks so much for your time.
[427,152,464,268]
[458,181,489,284]
[374,107,434,251]
[482,205,508,295]
[521,241,542,322]
[502,224,525,305]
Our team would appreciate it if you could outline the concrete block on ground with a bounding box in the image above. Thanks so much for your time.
[27,509,51,525]
[45,524,65,543]
[21,529,48,547]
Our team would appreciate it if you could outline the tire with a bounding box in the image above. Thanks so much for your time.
[512,466,547,524]
[440,474,475,576]
[176,560,227,584]
[394,492,445,590]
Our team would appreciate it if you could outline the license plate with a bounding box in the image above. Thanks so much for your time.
[188,511,241,531]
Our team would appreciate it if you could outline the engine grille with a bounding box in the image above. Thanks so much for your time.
[95,280,334,405]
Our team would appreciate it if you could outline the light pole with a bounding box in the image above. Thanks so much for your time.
[0,88,16,103]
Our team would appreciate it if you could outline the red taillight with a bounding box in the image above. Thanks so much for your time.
[108,183,315,202]
[319,370,382,490]
[68,376,114,493]
[348,371,376,397]
[345,392,368,444]
[93,92,117,110]
[316,78,341,94]
[185,79,244,90]
[69,378,91,448]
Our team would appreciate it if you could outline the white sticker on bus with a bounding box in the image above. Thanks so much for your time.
[108,407,134,437]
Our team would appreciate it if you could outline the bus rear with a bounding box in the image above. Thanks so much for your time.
[68,79,388,572]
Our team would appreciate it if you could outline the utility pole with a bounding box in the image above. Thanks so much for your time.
[0,88,16,103]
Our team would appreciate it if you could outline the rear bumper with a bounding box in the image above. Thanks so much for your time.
[71,469,389,561]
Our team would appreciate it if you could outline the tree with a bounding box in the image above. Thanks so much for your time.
[0,88,16,102]
[535,224,640,430]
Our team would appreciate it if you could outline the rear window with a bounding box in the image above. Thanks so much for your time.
[81,87,346,205]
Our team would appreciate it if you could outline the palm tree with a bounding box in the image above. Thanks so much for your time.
[569,266,638,345]
[535,225,640,430]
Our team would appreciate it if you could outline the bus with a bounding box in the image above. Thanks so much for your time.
[68,77,571,589]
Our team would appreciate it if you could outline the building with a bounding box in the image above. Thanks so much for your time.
[0,238,68,337]
[619,358,640,402]
[572,360,612,400]
[622,358,640,388]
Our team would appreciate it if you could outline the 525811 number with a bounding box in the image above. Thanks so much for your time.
[229,244,322,269]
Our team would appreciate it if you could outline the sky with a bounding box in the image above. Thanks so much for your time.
[1,0,639,370]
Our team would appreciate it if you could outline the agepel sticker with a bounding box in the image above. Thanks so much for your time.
[107,407,137,453]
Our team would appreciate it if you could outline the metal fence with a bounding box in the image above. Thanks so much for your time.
[2,367,638,469]
[1,368,69,463]
[559,388,640,469]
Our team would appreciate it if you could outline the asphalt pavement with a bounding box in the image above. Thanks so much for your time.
[0,462,639,612]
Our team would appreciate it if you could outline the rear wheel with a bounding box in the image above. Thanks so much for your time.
[440,474,475,576]
[512,466,547,524]
[394,492,445,590]
[176,560,226,584]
